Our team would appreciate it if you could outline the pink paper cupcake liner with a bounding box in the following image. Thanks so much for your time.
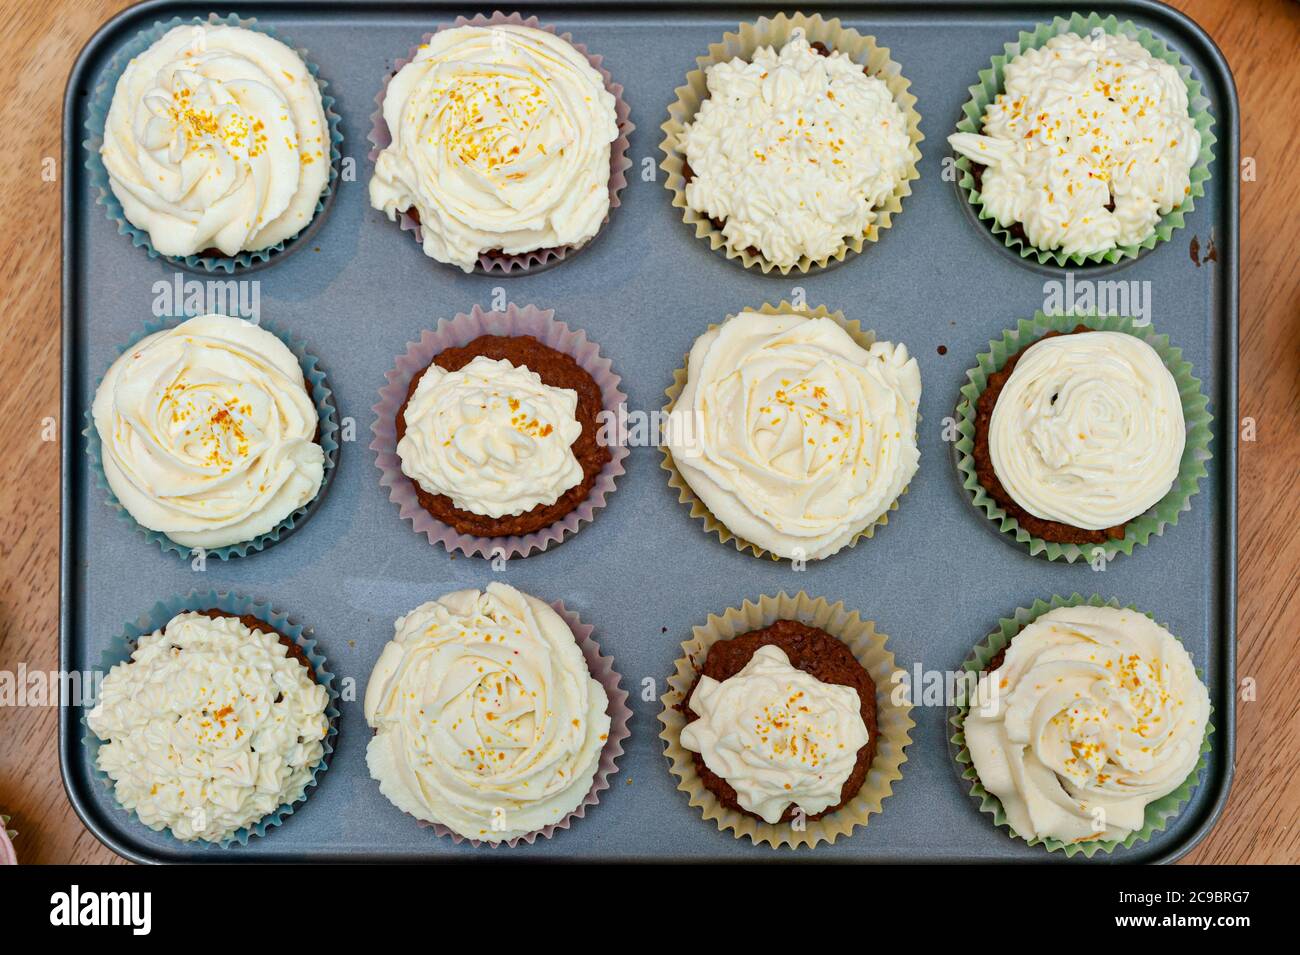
[0,817,15,865]
[418,600,631,847]
[370,303,628,558]
[367,10,634,274]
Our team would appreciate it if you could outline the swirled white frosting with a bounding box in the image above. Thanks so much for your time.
[87,612,330,843]
[966,605,1209,844]
[948,31,1200,255]
[666,309,921,560]
[364,584,611,842]
[92,313,324,550]
[398,356,583,518]
[101,24,330,257]
[989,331,1184,530]
[680,29,912,267]
[369,24,619,272]
[681,644,868,823]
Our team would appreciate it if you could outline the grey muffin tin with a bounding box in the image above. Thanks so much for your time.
[61,0,1237,862]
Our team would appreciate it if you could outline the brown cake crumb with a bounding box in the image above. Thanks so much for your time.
[679,620,878,823]
[972,326,1126,545]
[984,645,1009,674]
[809,40,878,76]
[395,334,610,537]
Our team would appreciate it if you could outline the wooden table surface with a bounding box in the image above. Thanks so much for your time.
[1,0,1296,865]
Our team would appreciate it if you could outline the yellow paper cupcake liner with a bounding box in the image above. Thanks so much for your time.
[659,591,913,849]
[660,12,923,274]
[660,301,912,561]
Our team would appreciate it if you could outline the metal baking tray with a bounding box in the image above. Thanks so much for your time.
[61,0,1237,862]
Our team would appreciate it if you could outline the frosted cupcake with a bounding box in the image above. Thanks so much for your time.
[91,314,328,553]
[369,22,623,272]
[87,610,332,844]
[659,591,913,848]
[959,604,1210,849]
[98,22,333,261]
[949,29,1201,259]
[364,584,615,843]
[681,622,875,824]
[664,305,920,560]
[972,328,1184,546]
[395,335,610,540]
[667,18,921,273]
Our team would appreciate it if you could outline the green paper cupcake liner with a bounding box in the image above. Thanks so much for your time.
[954,310,1211,562]
[83,13,344,274]
[82,589,340,850]
[84,315,340,561]
[660,301,913,562]
[947,593,1214,858]
[952,11,1216,267]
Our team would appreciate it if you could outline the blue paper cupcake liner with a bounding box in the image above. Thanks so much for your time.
[84,315,340,560]
[83,12,344,273]
[82,589,340,850]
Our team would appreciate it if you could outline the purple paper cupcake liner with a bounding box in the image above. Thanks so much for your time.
[370,303,628,559]
[367,10,634,274]
[415,600,631,847]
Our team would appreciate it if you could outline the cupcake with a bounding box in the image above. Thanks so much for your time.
[954,601,1211,853]
[662,14,922,273]
[90,314,334,557]
[660,592,913,848]
[369,17,629,273]
[950,17,1213,265]
[364,583,627,844]
[663,304,920,561]
[0,817,14,865]
[96,19,336,268]
[372,305,626,559]
[682,622,874,824]
[86,608,333,845]
[957,314,1211,561]
[397,336,607,538]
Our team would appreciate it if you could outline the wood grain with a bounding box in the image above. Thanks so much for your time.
[0,0,1295,864]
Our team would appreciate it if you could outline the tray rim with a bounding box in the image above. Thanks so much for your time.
[59,0,1239,865]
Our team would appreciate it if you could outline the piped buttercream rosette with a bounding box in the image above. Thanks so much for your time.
[85,13,343,273]
[367,12,633,274]
[662,302,920,562]
[953,311,1211,562]
[363,584,630,847]
[948,594,1214,857]
[85,314,339,560]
